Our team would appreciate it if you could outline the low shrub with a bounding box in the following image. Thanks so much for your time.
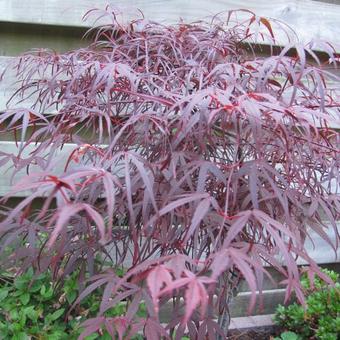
[274,331,301,340]
[0,267,146,339]
[274,269,340,340]
[0,6,339,338]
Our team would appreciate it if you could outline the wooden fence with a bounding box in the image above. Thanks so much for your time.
[0,0,339,317]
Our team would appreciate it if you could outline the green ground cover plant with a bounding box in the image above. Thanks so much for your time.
[0,267,146,339]
[274,269,340,340]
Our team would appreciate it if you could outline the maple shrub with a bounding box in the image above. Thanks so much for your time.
[0,7,339,339]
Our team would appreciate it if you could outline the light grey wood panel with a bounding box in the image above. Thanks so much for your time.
[229,289,286,317]
[1,1,340,47]
[0,136,339,196]
[158,290,286,321]
[0,57,57,113]
[229,314,275,331]
[236,262,340,291]
[161,264,340,320]
[1,56,340,131]
[0,22,87,56]
[0,141,76,197]
[297,227,340,265]
[0,141,339,264]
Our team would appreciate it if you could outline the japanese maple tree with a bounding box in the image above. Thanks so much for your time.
[0,7,339,339]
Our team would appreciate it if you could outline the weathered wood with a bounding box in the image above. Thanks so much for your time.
[158,291,286,321]
[0,141,76,196]
[237,262,340,291]
[229,314,275,331]
[159,289,287,321]
[0,22,87,56]
[1,56,339,131]
[0,140,338,195]
[0,140,339,265]
[161,262,340,319]
[1,1,340,47]
[229,289,287,317]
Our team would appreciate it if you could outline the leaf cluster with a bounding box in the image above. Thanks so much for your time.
[0,6,339,338]
[274,269,340,340]
[0,267,142,339]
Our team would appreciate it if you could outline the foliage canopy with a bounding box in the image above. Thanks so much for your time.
[0,7,339,339]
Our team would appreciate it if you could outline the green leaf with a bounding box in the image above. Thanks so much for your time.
[0,324,10,337]
[11,322,22,332]
[10,309,19,321]
[101,333,112,340]
[47,331,68,340]
[19,293,30,305]
[48,308,65,321]
[40,284,46,295]
[19,313,27,328]
[13,290,23,297]
[30,280,44,292]
[12,332,29,340]
[115,267,125,277]
[14,277,28,291]
[29,325,40,334]
[25,268,34,279]
[84,334,99,340]
[280,332,300,340]
[0,289,9,302]
[24,306,38,322]
[66,291,77,304]
[2,299,14,312]
[41,286,54,300]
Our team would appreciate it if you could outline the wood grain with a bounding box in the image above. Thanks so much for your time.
[1,1,340,47]
[0,140,338,265]
[0,141,75,196]
[0,22,87,56]
[157,290,286,320]
[0,140,338,195]
[1,55,339,130]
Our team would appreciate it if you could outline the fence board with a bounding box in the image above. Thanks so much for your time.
[162,263,340,318]
[0,140,339,265]
[0,138,338,196]
[1,1,340,47]
[0,141,75,196]
[1,56,339,131]
[0,22,87,56]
